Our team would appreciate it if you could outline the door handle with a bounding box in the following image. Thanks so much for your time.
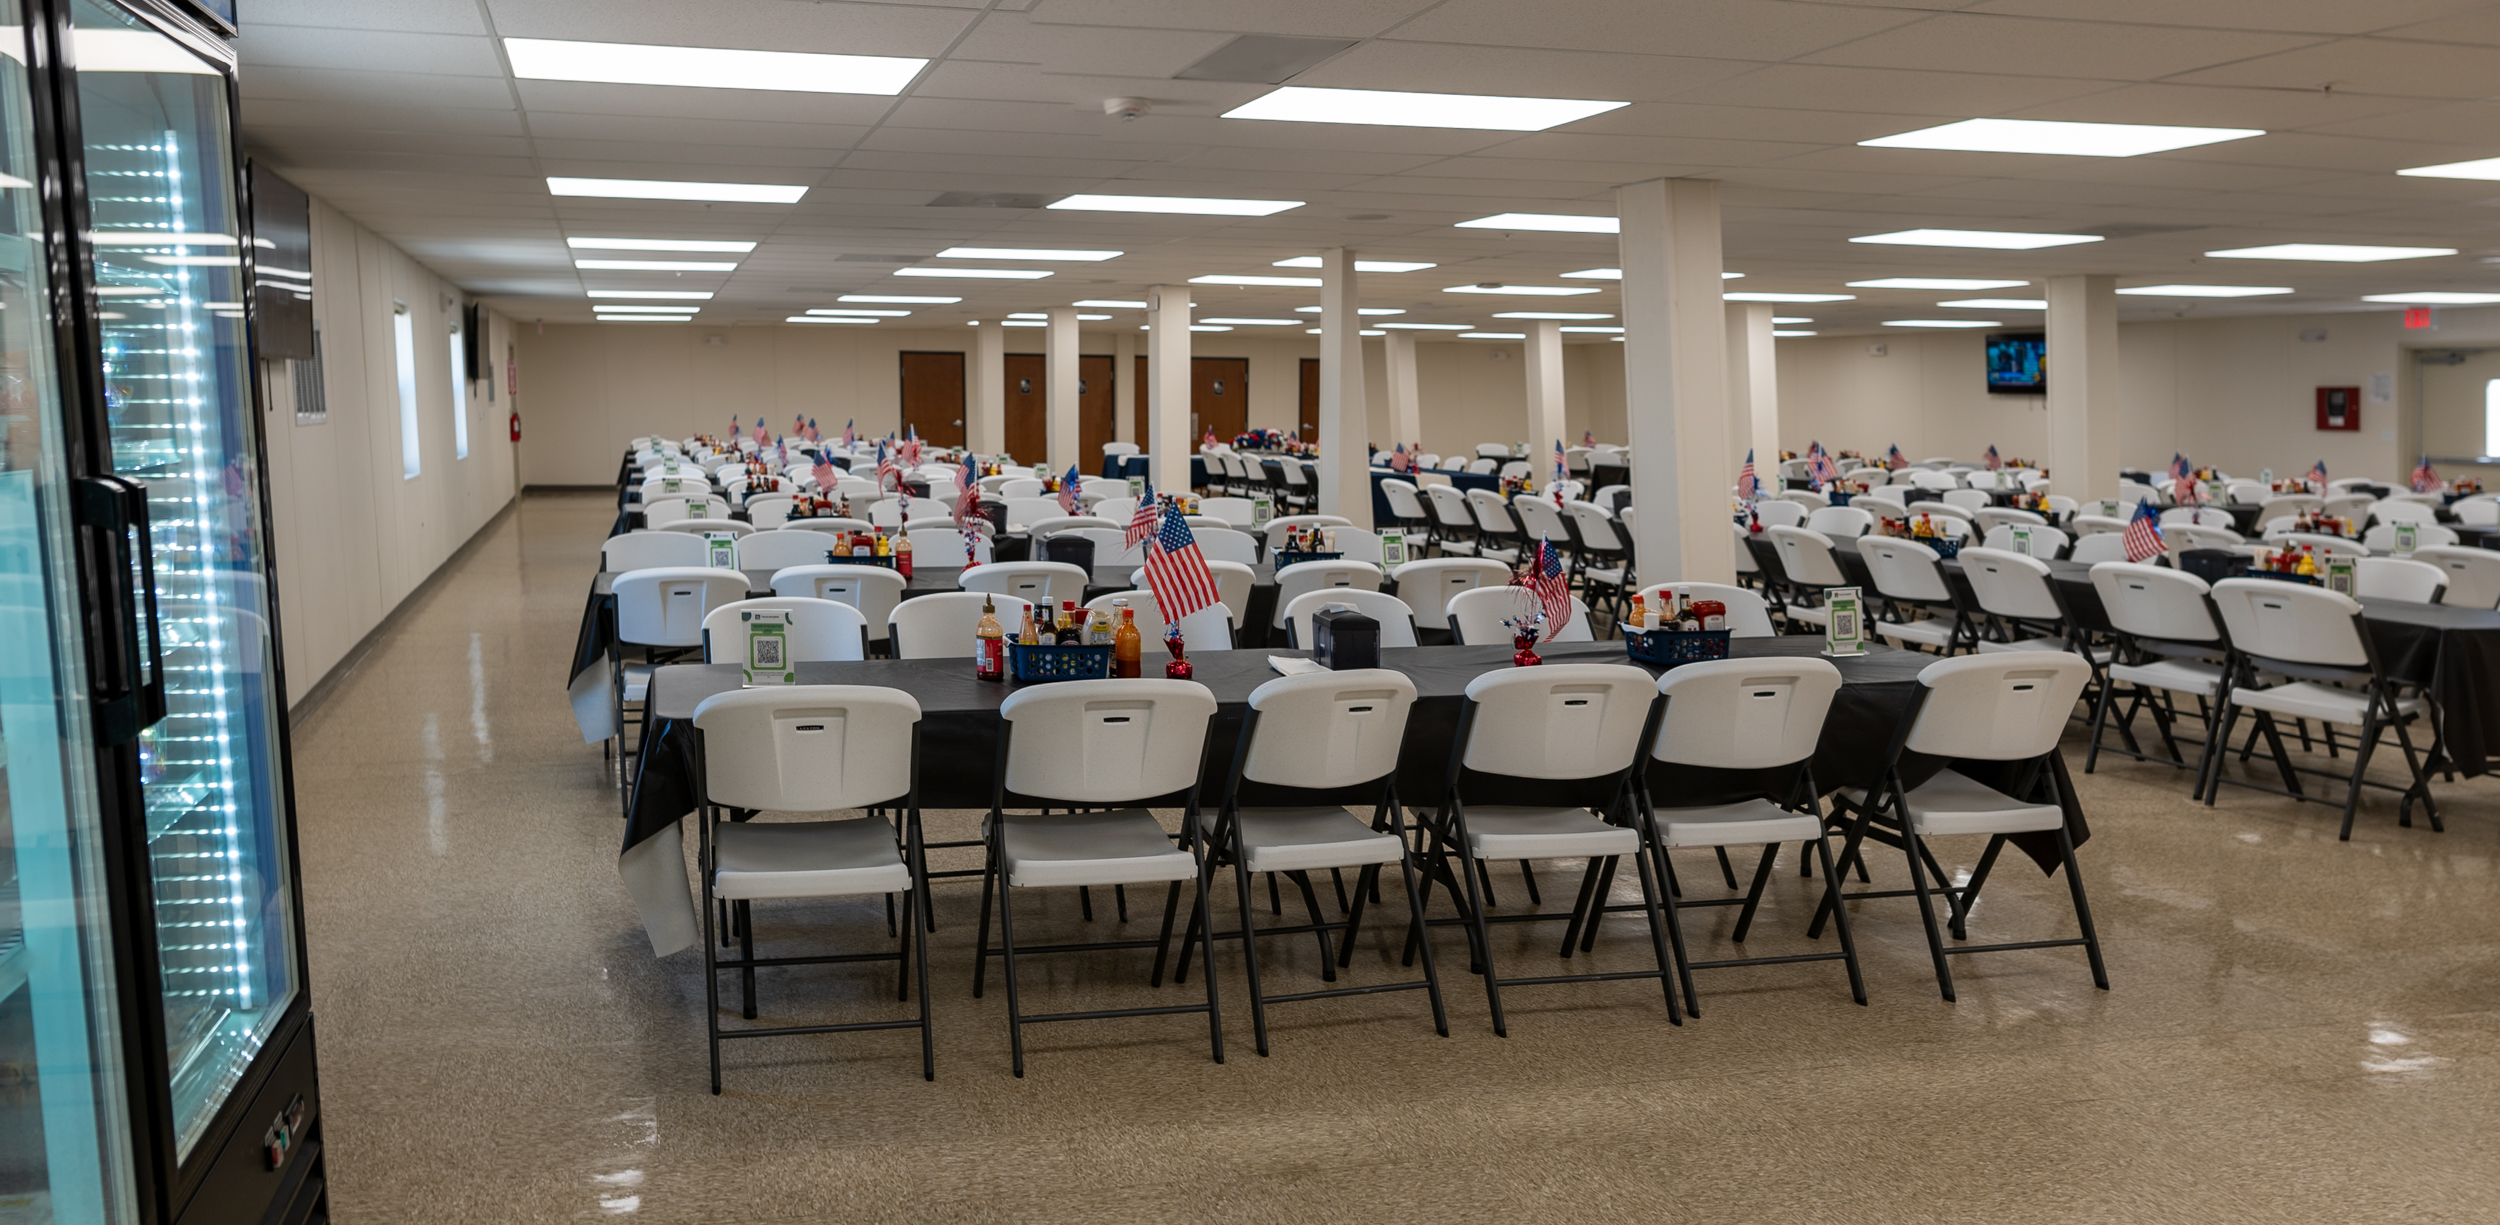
[74,475,166,745]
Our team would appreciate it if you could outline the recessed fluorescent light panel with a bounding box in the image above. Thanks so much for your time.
[1293,306,1405,315]
[573,258,737,271]
[1860,117,2262,157]
[1190,274,1321,287]
[1074,299,1147,308]
[1555,269,1746,280]
[1885,319,1999,328]
[786,315,876,324]
[1560,326,1624,334]
[1493,312,1614,320]
[601,315,688,322]
[894,267,1053,280]
[1377,323,1474,330]
[1773,330,1817,338]
[936,247,1122,261]
[568,237,756,253]
[1078,314,1112,321]
[141,255,239,266]
[1049,194,1302,216]
[810,308,909,316]
[2205,244,2456,262]
[548,176,806,204]
[1726,292,1855,303]
[1001,320,1045,328]
[1772,317,1813,324]
[1847,278,2028,290]
[1937,299,2047,309]
[2114,285,2293,297]
[842,294,959,304]
[1190,325,1233,332]
[1852,229,2101,250]
[587,290,714,300]
[2362,292,2500,304]
[1460,332,1526,339]
[596,305,700,313]
[1200,317,1302,325]
[1444,285,1600,296]
[1272,256,1437,272]
[1223,86,1626,131]
[505,38,924,94]
[90,231,236,245]
[2398,157,2500,181]
[1455,213,1618,234]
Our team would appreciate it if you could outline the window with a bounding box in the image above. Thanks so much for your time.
[449,326,469,459]
[395,302,419,478]
[2487,378,2500,459]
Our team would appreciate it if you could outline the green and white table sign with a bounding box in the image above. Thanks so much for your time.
[742,609,794,687]
[1822,586,1868,657]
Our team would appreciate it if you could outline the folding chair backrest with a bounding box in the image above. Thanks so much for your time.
[1751,499,1807,529]
[1806,505,1874,538]
[1390,558,1509,629]
[2415,545,2500,609]
[1903,653,2093,761]
[736,530,837,572]
[1956,547,2061,620]
[887,592,1031,658]
[2068,534,2128,565]
[1652,656,1842,771]
[691,685,919,812]
[1459,664,1658,781]
[1980,523,2070,557]
[999,679,1219,804]
[2354,556,2445,603]
[1563,501,1625,551]
[1240,669,1417,789]
[701,597,869,664]
[1283,588,1419,650]
[768,564,909,634]
[1856,535,1951,603]
[1263,515,1351,550]
[1768,526,1845,587]
[2208,579,2368,668]
[1636,581,1774,637]
[2088,562,2219,643]
[615,567,754,648]
[1270,560,1384,628]
[960,561,1091,606]
[1425,484,1474,528]
[604,530,707,572]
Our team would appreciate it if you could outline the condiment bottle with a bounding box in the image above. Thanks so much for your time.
[975,596,1006,682]
[1627,594,1646,632]
[1018,606,1039,645]
[1057,600,1083,645]
[894,530,914,578]
[1114,607,1142,678]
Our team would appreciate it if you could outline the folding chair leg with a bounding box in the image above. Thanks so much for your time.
[2338,707,2382,842]
[1953,836,2007,942]
[1812,836,1868,1005]
[739,900,757,1021]
[1559,858,1604,957]
[972,855,998,996]
[997,875,1027,1078]
[1148,880,1184,986]
[1627,847,1683,1026]
[1518,860,1542,905]
[1392,840,1451,1038]
[1901,829,1957,1002]
[704,877,723,1094]
[1230,857,1271,1057]
[2389,706,2442,832]
[1728,844,1780,943]
[1714,845,1740,891]
[1453,839,1506,1036]
[1287,871,1337,980]
[1338,863,1379,967]
[1577,855,1621,954]
[2059,825,2110,990]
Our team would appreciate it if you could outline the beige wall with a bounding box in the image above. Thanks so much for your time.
[260,196,517,700]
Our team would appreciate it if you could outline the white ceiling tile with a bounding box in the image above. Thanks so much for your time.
[483,0,978,56]
[2165,37,2500,98]
[1714,165,1998,196]
[1966,0,2493,35]
[249,128,535,160]
[241,100,529,136]
[1995,82,2431,131]
[1162,146,1441,176]
[2373,9,2500,45]
[245,0,491,34]
[1389,0,1926,59]
[240,26,503,76]
[529,138,850,169]
[2135,132,2487,174]
[1023,0,1433,38]
[1293,41,1756,104]
[1797,14,2323,79]
[1479,131,1833,168]
[948,11,1230,75]
[527,113,869,149]
[1692,63,2113,116]
[2305,99,2500,144]
[837,149,1160,179]
[241,66,519,109]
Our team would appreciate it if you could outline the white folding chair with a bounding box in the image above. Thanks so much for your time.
[2263,532,2369,560]
[735,530,837,573]
[745,495,797,528]
[660,517,754,538]
[2360,522,2457,552]
[1821,653,2106,1001]
[2451,496,2500,527]
[1423,484,1478,555]
[2067,534,2129,565]
[1446,586,1592,645]
[1085,590,1235,652]
[766,564,909,648]
[611,567,752,808]
[886,592,1032,659]
[1805,505,1874,539]
[1980,523,2071,557]
[700,597,869,664]
[1855,536,1965,653]
[1280,588,1419,650]
[1767,526,1846,628]
[907,527,995,567]
[1750,500,1808,529]
[1269,559,1382,630]
[1199,496,1256,527]
[1956,547,2071,654]
[2087,561,2228,781]
[1261,514,1354,552]
[977,679,1224,1076]
[2354,556,2446,603]
[1192,527,1259,567]
[960,561,1092,609]
[689,685,928,1092]
[604,530,707,571]
[1634,582,1775,638]
[1388,558,1510,638]
[2416,545,2500,609]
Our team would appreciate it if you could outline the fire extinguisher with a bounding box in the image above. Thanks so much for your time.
[509,410,521,442]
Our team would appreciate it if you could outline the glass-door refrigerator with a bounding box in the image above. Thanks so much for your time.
[2,1,323,1223]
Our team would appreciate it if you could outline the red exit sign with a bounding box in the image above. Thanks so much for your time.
[2404,307,2436,329]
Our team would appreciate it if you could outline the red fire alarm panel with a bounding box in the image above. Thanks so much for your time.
[2316,386,2360,431]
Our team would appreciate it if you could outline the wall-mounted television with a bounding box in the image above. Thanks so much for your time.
[1985,331,2045,395]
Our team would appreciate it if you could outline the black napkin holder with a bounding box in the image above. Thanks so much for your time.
[1312,606,1380,670]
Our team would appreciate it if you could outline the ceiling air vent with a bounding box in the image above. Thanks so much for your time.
[1174,35,1357,83]
[926,191,1048,209]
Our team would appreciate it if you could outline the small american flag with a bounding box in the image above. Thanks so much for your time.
[1582,429,1595,446]
[1984,445,2001,471]
[2413,456,2441,493]
[875,441,897,492]
[1738,449,1760,500]
[1390,443,1411,473]
[2309,459,2329,490]
[812,459,837,489]
[2122,499,2165,563]
[752,419,768,445]
[1886,444,1905,471]
[1808,448,1838,485]
[1204,427,1218,448]
[953,459,979,527]
[1552,438,1567,485]
[2171,454,2201,506]
[1058,465,1083,515]
[1142,503,1219,621]
[1513,537,1571,642]
[805,417,819,441]
[1125,479,1159,550]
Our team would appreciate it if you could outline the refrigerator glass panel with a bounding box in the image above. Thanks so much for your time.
[72,0,294,1161]
[0,5,137,1222]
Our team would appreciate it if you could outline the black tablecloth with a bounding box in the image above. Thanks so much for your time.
[622,639,2090,878]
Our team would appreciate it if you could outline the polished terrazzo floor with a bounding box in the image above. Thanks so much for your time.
[291,491,2500,1224]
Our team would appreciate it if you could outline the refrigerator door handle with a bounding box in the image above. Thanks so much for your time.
[75,474,167,744]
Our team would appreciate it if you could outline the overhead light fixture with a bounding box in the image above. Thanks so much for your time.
[601,315,690,322]
[1190,325,1233,332]
[1772,317,1813,324]
[94,286,167,296]
[548,176,807,204]
[1049,194,1302,216]
[1376,322,1474,330]
[1884,319,1999,328]
[1937,298,2047,309]
[1074,299,1147,308]
[1444,284,1600,296]
[597,304,701,313]
[2362,292,2500,304]
[1493,311,1614,320]
[573,258,737,271]
[2115,284,2293,297]
[141,254,240,266]
[2206,244,2455,262]
[1460,331,1527,339]
[1726,292,1854,303]
[1077,314,1112,321]
[90,231,237,245]
[896,267,1052,279]
[1359,329,1386,337]
[936,246,1122,261]
[1001,320,1046,328]
[1847,277,2028,290]
[1851,229,2101,250]
[1273,256,1437,271]
[1455,213,1617,234]
[2398,157,2500,181]
[587,289,714,300]
[1560,326,1623,334]
[786,315,877,324]
[1222,85,1628,132]
[1860,117,2262,157]
[568,237,756,252]
[504,37,924,95]
[1200,317,1302,325]
[1557,267,1744,280]
[1773,330,1817,337]
[1191,274,1321,287]
[809,308,909,316]
[1007,313,1046,320]
[842,294,958,304]
[1294,306,1405,315]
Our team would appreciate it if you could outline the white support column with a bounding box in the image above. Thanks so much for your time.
[1523,319,1565,464]
[2045,275,2120,506]
[1146,285,1193,494]
[1317,248,1372,527]
[970,320,1005,455]
[1383,330,1420,449]
[1045,306,1081,476]
[1724,301,1779,477]
[1112,328,1138,443]
[1617,177,1733,583]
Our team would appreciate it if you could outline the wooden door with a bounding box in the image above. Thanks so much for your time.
[1003,353,1046,464]
[898,351,966,447]
[1298,357,1320,441]
[1134,355,1149,443]
[1079,354,1115,464]
[1193,356,1249,441]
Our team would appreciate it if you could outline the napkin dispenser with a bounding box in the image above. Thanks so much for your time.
[1311,605,1379,671]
